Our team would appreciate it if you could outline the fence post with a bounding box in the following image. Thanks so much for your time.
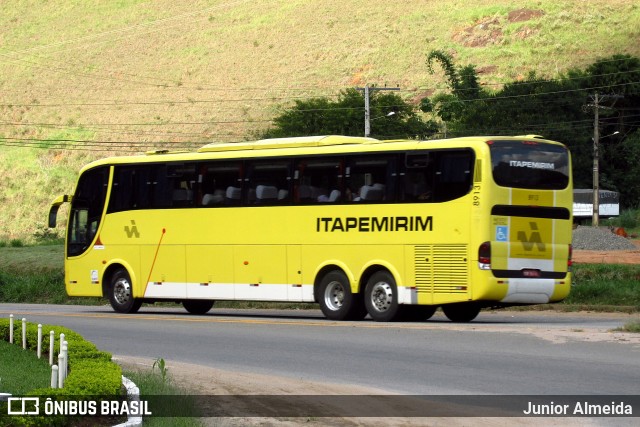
[22,318,26,350]
[51,365,59,388]
[61,342,68,381]
[9,314,13,344]
[49,331,54,365]
[37,324,42,359]
[58,353,65,388]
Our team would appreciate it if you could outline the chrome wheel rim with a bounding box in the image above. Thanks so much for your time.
[113,278,132,306]
[324,281,345,311]
[370,281,393,313]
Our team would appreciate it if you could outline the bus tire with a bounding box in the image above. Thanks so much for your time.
[108,268,142,314]
[364,271,400,322]
[183,300,215,315]
[401,305,437,322]
[442,303,481,322]
[318,270,361,321]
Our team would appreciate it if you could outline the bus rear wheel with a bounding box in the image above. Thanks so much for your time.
[318,270,365,321]
[183,300,215,315]
[442,303,481,322]
[108,268,142,314]
[364,271,400,322]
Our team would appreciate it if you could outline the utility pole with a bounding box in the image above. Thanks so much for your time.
[356,85,400,137]
[592,92,600,227]
[585,93,623,227]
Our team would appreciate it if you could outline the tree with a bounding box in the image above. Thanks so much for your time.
[262,88,438,139]
[422,50,640,207]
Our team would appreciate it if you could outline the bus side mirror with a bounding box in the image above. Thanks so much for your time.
[48,195,71,228]
[48,205,60,228]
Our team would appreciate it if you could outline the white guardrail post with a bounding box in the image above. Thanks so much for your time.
[21,318,26,349]
[58,353,65,388]
[51,365,59,388]
[37,324,42,359]
[9,314,13,344]
[49,330,54,365]
[62,341,68,381]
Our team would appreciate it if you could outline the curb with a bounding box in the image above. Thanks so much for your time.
[113,376,143,427]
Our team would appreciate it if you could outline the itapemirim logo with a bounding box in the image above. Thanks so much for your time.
[517,222,546,252]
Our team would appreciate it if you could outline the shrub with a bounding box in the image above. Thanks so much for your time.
[0,319,123,427]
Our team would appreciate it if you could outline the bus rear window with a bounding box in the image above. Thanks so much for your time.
[489,140,569,190]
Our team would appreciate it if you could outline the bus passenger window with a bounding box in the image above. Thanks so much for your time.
[403,154,434,202]
[199,161,243,207]
[295,157,343,204]
[346,155,395,203]
[433,151,473,202]
[247,160,291,205]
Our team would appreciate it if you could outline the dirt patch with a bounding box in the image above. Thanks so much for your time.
[573,249,640,264]
[507,9,545,23]
[115,355,610,426]
[452,17,503,47]
[452,8,545,47]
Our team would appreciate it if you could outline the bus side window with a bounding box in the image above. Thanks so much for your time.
[295,157,343,204]
[346,155,395,202]
[246,159,291,205]
[432,150,474,202]
[198,161,243,207]
[167,164,197,208]
[403,154,433,202]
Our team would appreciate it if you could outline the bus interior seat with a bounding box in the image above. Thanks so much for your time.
[328,189,341,202]
[359,185,384,201]
[256,185,278,202]
[226,186,241,200]
[299,185,327,202]
[202,189,224,206]
[278,189,289,200]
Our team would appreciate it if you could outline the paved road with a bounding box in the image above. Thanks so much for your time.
[1,303,639,395]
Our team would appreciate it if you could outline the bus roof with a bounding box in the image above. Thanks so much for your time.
[197,135,380,152]
[78,135,566,172]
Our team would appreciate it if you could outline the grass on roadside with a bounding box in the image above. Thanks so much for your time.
[566,264,640,309]
[0,340,51,395]
[123,360,205,427]
[613,320,640,333]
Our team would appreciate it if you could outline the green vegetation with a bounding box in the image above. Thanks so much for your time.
[0,320,122,426]
[0,340,51,395]
[123,365,205,427]
[613,320,640,333]
[566,264,640,310]
[262,88,438,139]
[604,208,640,233]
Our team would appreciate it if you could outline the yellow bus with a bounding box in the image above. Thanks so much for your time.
[49,135,573,322]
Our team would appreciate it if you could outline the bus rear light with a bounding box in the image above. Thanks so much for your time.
[568,244,573,268]
[478,241,491,270]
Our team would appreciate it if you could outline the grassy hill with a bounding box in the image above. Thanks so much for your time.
[1,0,639,241]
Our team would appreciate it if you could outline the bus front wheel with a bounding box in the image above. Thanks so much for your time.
[442,303,481,322]
[108,269,142,314]
[318,270,365,321]
[364,271,400,322]
[183,300,215,315]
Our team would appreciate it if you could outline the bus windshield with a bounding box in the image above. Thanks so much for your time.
[489,140,570,190]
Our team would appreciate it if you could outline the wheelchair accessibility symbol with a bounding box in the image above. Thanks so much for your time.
[496,226,508,242]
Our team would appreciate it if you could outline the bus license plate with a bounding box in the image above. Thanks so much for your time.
[522,269,541,278]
